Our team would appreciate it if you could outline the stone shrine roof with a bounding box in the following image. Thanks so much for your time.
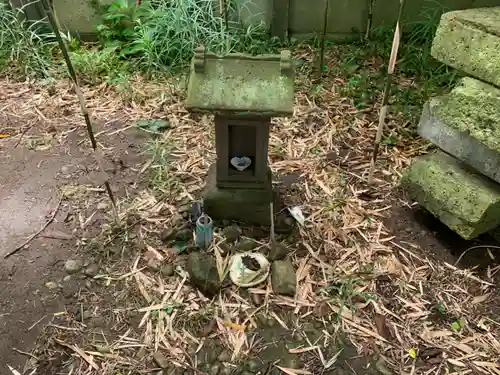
[185,48,294,116]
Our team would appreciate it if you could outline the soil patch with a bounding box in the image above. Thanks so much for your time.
[0,114,148,372]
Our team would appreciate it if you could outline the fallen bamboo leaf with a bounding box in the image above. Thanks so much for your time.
[55,339,99,370]
[275,366,312,375]
[325,348,343,369]
[409,348,417,360]
[7,365,21,375]
[224,321,245,330]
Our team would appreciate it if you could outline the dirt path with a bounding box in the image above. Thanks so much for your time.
[0,110,147,372]
[0,140,72,371]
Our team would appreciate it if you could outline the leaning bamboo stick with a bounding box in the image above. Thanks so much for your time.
[367,0,405,185]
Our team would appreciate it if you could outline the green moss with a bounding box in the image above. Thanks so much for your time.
[431,77,500,153]
[431,7,500,88]
[186,53,294,116]
[401,151,500,239]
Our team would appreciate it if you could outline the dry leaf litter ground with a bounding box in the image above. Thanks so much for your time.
[1,45,499,375]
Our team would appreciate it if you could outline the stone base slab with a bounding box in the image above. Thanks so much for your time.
[203,165,277,226]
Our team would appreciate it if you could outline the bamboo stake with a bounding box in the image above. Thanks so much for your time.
[270,202,275,243]
[316,0,329,79]
[367,0,405,185]
[364,0,375,40]
[40,0,117,211]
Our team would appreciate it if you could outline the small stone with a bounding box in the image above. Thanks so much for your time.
[217,351,231,362]
[160,228,177,243]
[209,364,221,375]
[153,351,169,369]
[271,259,296,297]
[246,358,261,372]
[222,225,242,243]
[62,281,79,298]
[236,238,257,252]
[187,253,221,297]
[176,228,193,241]
[63,275,71,282]
[45,281,58,290]
[60,165,70,174]
[64,259,81,274]
[268,243,289,261]
[97,201,109,210]
[161,263,175,277]
[85,280,92,289]
[84,264,99,277]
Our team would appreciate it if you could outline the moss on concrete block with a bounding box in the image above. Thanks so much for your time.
[431,7,500,87]
[431,77,500,154]
[401,151,500,240]
[418,92,500,184]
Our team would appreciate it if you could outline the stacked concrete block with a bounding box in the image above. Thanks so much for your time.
[402,7,500,240]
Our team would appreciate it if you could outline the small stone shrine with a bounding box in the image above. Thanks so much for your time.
[185,47,294,225]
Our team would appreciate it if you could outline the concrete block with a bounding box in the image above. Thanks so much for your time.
[418,77,500,184]
[432,7,500,88]
[401,151,500,240]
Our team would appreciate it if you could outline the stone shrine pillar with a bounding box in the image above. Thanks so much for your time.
[185,47,295,225]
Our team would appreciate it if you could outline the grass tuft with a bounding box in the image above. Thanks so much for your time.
[0,2,55,77]
[94,0,283,74]
[336,3,461,126]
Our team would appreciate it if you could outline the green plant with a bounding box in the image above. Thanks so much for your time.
[321,277,376,320]
[336,1,460,122]
[69,46,130,83]
[146,139,181,197]
[95,0,148,56]
[0,2,55,77]
[93,0,283,74]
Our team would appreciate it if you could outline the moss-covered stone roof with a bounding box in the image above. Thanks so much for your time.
[185,50,294,116]
[432,77,500,153]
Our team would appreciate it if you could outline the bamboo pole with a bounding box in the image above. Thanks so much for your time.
[367,0,405,185]
[40,0,117,211]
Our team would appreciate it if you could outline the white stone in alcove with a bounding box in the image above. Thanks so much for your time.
[230,156,252,171]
